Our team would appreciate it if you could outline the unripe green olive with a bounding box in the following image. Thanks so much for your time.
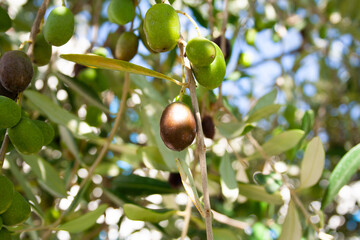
[144,3,180,52]
[33,33,52,66]
[160,102,196,151]
[192,44,226,89]
[138,22,157,54]
[115,32,138,61]
[0,228,12,240]
[0,7,11,32]
[0,96,21,129]
[186,37,216,66]
[107,0,135,25]
[1,191,31,226]
[43,7,74,46]
[8,117,44,154]
[0,175,14,214]
[0,50,34,93]
[32,120,55,146]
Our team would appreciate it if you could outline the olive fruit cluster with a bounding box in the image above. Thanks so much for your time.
[43,6,74,46]
[186,37,226,89]
[0,96,54,154]
[0,175,31,238]
[160,102,196,151]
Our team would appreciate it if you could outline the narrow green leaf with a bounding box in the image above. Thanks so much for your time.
[58,126,84,165]
[299,137,325,189]
[278,201,302,240]
[24,90,96,139]
[131,75,167,106]
[123,204,176,223]
[322,143,360,208]
[219,152,239,202]
[111,174,178,196]
[176,157,205,216]
[217,121,254,139]
[247,89,277,116]
[55,72,111,114]
[21,155,67,198]
[60,54,182,86]
[238,183,283,205]
[245,104,281,123]
[248,130,304,160]
[137,146,170,171]
[57,204,108,233]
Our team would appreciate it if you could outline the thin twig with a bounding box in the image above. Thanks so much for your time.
[207,0,214,38]
[180,199,193,240]
[176,10,201,37]
[87,0,102,52]
[220,0,228,57]
[212,210,249,229]
[178,38,213,240]
[27,0,51,58]
[43,73,131,239]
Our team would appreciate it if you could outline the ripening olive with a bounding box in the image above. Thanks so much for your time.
[144,3,180,52]
[212,36,232,61]
[186,37,216,67]
[43,7,74,46]
[191,44,226,89]
[160,102,196,151]
[115,32,138,61]
[201,115,215,139]
[0,7,11,32]
[8,117,44,154]
[0,50,34,93]
[107,0,135,25]
[33,33,52,66]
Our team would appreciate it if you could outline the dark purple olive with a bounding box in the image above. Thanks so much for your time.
[160,102,196,151]
[168,172,182,189]
[0,81,17,100]
[212,36,231,61]
[0,50,33,93]
[202,115,215,139]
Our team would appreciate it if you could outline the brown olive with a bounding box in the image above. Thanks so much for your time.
[168,172,182,189]
[212,36,231,61]
[0,50,33,93]
[160,102,196,151]
[201,115,215,139]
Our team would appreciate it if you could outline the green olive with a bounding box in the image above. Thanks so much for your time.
[0,175,14,214]
[32,120,55,146]
[33,33,52,66]
[192,44,226,89]
[43,7,74,46]
[138,22,157,54]
[107,0,135,25]
[8,117,44,154]
[186,37,216,66]
[1,191,31,226]
[144,3,180,52]
[0,96,21,129]
[115,32,138,61]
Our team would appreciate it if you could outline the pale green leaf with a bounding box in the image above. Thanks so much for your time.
[322,143,360,208]
[21,155,67,198]
[60,54,182,86]
[246,104,281,123]
[299,137,325,189]
[55,72,111,114]
[247,89,277,116]
[219,152,239,202]
[217,121,254,139]
[57,204,108,233]
[137,146,170,171]
[248,130,304,160]
[213,228,239,240]
[278,201,302,240]
[123,204,176,223]
[58,126,84,165]
[238,183,283,205]
[176,157,204,216]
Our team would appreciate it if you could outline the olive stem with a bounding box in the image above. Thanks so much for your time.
[178,38,213,240]
[87,0,102,52]
[176,10,202,38]
[180,199,193,240]
[27,0,51,58]
[207,0,214,38]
